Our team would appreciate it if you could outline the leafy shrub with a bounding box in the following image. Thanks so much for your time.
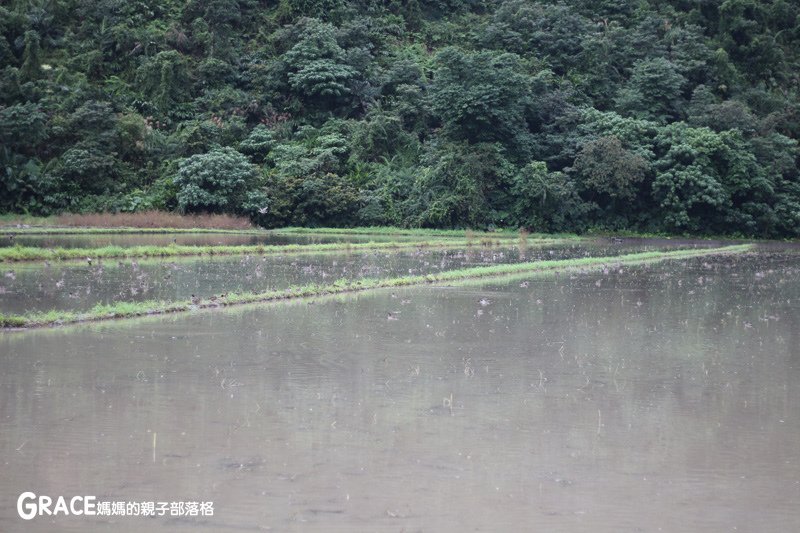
[174,147,259,214]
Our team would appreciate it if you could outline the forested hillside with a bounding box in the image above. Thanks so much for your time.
[2,0,799,236]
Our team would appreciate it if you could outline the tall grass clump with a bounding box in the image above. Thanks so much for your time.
[519,228,530,247]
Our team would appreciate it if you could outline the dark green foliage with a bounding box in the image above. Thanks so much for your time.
[509,162,585,232]
[0,102,48,152]
[174,147,260,214]
[136,51,192,113]
[479,1,589,75]
[20,30,42,81]
[573,136,648,200]
[259,123,359,227]
[429,47,531,150]
[238,125,275,163]
[280,18,358,106]
[615,58,687,123]
[0,102,51,213]
[651,123,776,234]
[408,141,513,228]
[0,0,798,236]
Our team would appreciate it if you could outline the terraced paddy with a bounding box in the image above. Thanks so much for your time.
[0,231,460,249]
[1,232,798,532]
[0,239,709,316]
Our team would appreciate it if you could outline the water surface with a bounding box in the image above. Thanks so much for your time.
[1,240,706,314]
[1,248,798,531]
[0,232,436,249]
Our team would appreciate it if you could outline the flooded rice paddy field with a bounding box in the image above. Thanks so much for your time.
[1,242,799,531]
[0,240,709,314]
[0,232,450,249]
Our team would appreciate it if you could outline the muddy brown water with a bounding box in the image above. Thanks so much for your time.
[1,248,798,531]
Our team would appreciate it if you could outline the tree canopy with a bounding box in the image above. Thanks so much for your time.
[1,0,799,236]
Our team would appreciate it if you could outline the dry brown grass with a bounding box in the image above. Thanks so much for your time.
[54,211,255,230]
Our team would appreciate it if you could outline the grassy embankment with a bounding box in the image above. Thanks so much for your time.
[0,245,751,329]
[0,236,542,263]
[3,224,528,238]
[0,211,518,237]
[272,226,518,238]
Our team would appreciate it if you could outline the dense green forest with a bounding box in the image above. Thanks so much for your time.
[1,0,799,236]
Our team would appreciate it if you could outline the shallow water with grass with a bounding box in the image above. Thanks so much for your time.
[0,240,705,315]
[1,244,798,531]
[0,231,444,249]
